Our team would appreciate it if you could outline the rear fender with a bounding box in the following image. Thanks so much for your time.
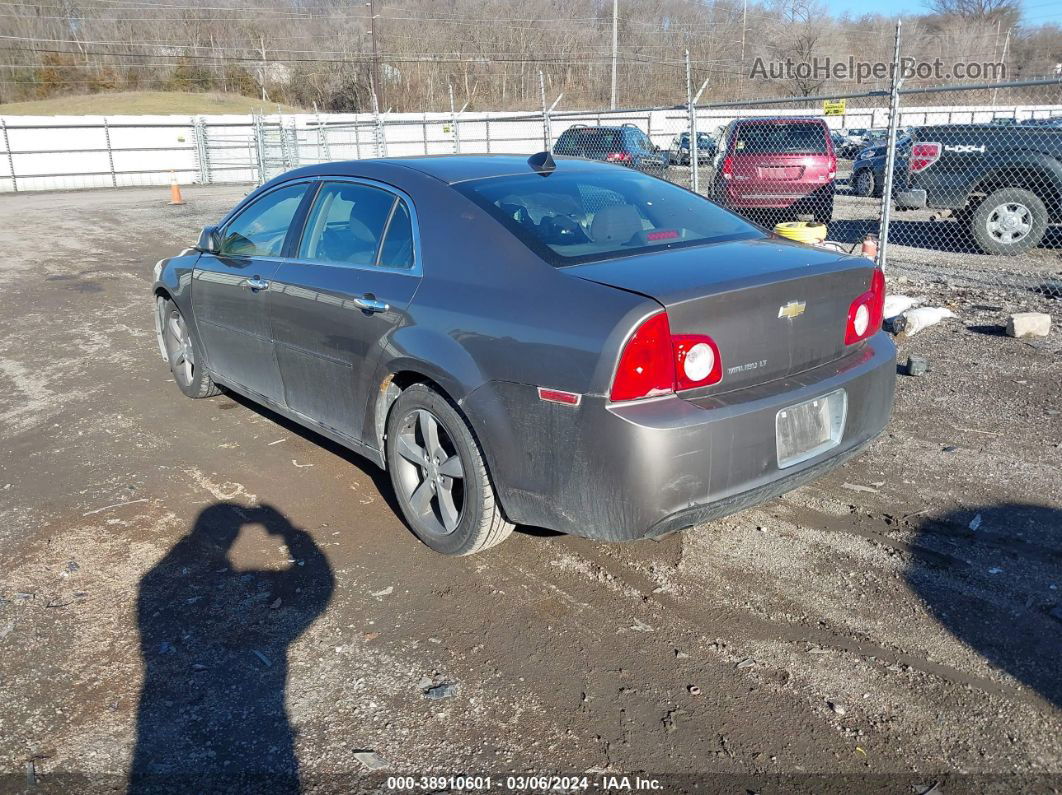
[368,325,489,459]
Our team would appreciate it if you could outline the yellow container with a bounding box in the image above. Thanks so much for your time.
[773,221,828,244]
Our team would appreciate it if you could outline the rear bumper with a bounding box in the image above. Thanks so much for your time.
[894,188,927,209]
[467,331,896,541]
[724,182,833,209]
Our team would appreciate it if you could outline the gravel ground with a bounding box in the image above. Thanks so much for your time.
[0,185,1059,794]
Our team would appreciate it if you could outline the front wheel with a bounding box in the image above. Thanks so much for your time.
[385,384,513,555]
[969,188,1048,256]
[159,297,220,399]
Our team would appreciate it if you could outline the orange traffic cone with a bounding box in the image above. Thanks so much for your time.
[169,172,185,206]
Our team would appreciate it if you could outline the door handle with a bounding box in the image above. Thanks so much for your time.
[353,296,390,313]
[243,277,270,291]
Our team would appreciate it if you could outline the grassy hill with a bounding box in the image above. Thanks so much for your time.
[0,91,305,116]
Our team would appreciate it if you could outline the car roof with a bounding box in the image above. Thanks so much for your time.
[287,154,617,185]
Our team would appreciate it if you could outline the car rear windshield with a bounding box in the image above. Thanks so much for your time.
[734,122,828,155]
[454,168,761,267]
[564,129,622,152]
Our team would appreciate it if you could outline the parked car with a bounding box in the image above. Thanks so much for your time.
[842,127,868,144]
[831,130,859,159]
[154,154,895,555]
[896,123,1062,255]
[851,133,911,197]
[1020,117,1062,128]
[669,131,717,165]
[709,117,837,223]
[553,124,669,177]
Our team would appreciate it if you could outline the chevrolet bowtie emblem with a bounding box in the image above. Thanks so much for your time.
[778,301,806,319]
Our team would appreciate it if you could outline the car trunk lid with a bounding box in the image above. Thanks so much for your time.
[567,238,877,396]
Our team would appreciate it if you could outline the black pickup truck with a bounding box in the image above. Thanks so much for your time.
[895,124,1062,255]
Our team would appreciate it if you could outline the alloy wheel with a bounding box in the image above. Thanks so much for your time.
[393,409,466,536]
[986,202,1032,245]
[163,309,195,387]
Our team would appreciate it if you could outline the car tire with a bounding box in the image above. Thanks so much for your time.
[385,384,514,556]
[159,297,221,399]
[970,188,1048,256]
[852,169,876,198]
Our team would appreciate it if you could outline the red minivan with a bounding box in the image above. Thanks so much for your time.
[710,118,836,223]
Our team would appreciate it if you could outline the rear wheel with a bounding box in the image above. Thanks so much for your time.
[159,297,220,399]
[970,187,1048,256]
[385,384,513,556]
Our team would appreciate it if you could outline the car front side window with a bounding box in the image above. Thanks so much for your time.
[218,183,309,257]
[297,182,396,267]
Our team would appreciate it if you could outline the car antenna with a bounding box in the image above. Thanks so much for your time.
[527,151,556,176]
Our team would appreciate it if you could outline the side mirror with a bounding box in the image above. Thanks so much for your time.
[197,225,220,253]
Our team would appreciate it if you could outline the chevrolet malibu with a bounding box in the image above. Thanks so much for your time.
[153,154,895,556]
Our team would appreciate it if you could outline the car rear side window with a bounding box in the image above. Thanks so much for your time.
[218,183,308,257]
[455,169,760,267]
[378,199,415,269]
[734,122,828,155]
[298,182,396,267]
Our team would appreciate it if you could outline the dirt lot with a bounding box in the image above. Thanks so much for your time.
[0,185,1059,793]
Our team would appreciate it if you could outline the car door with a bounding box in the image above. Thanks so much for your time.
[193,181,311,402]
[268,179,421,443]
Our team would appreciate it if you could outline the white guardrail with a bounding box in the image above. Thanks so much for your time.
[2,104,1061,193]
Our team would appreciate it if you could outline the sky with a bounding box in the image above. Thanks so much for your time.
[823,0,1062,24]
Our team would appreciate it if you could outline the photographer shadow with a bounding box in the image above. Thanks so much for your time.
[906,502,1062,708]
[130,503,334,792]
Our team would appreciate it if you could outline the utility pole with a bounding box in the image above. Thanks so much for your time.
[258,34,268,102]
[991,27,1011,105]
[740,0,747,73]
[367,0,383,112]
[610,0,618,110]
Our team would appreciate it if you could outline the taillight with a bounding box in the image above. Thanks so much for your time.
[673,335,723,390]
[845,268,885,345]
[827,153,837,180]
[721,155,733,180]
[610,313,723,401]
[909,142,941,173]
[606,151,632,163]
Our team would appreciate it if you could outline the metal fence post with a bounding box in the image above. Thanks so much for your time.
[315,111,331,164]
[877,20,904,270]
[371,92,387,158]
[422,118,429,155]
[485,119,491,153]
[193,116,211,184]
[449,84,461,154]
[686,50,695,192]
[540,71,550,149]
[253,114,266,184]
[102,117,117,187]
[1,118,15,192]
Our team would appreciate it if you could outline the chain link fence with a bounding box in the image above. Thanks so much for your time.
[1,76,1060,298]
